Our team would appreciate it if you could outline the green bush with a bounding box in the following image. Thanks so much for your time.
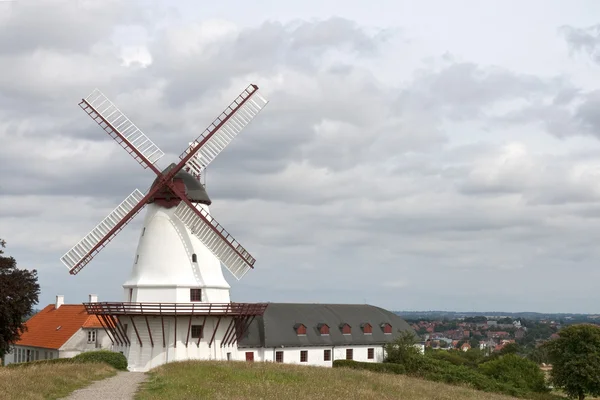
[73,350,128,371]
[335,357,526,398]
[7,350,127,371]
[479,354,548,393]
[428,350,471,367]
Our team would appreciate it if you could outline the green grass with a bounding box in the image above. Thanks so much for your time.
[136,360,525,400]
[0,362,116,400]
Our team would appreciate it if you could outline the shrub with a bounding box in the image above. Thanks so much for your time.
[479,354,548,393]
[334,358,525,397]
[73,350,128,371]
[428,350,471,367]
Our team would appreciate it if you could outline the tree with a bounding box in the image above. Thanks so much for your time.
[384,330,422,369]
[545,324,600,400]
[479,354,548,393]
[0,239,40,358]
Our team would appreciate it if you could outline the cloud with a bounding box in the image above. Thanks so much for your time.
[2,2,600,313]
[559,24,600,64]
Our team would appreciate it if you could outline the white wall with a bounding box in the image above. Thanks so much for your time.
[120,315,245,371]
[4,345,59,365]
[60,328,112,357]
[237,345,386,367]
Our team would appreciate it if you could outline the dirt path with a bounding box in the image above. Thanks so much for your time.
[61,371,147,400]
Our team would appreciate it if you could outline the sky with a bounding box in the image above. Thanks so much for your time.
[1,0,600,313]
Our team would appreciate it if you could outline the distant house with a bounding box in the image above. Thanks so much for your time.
[515,329,526,340]
[460,342,471,352]
[5,295,111,365]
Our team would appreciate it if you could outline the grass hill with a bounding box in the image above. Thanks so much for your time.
[136,360,521,400]
[0,362,115,400]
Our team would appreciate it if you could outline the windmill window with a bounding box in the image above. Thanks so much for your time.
[192,254,197,263]
[190,289,202,302]
[368,348,374,359]
[324,349,331,361]
[191,325,204,339]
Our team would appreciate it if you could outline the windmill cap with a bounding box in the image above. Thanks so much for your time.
[150,163,212,205]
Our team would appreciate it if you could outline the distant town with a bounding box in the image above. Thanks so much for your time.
[396,311,600,355]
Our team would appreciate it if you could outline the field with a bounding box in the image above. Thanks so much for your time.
[0,362,116,400]
[136,360,521,400]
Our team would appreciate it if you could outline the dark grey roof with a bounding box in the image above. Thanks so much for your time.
[150,163,211,205]
[238,303,415,348]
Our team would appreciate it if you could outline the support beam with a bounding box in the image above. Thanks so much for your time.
[144,314,154,347]
[231,316,256,347]
[129,315,143,347]
[185,305,194,347]
[227,315,250,346]
[97,314,115,345]
[174,315,177,348]
[220,317,237,348]
[101,314,122,346]
[209,314,223,348]
[160,304,166,348]
[198,305,210,347]
[115,315,131,346]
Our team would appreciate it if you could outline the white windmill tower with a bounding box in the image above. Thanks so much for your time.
[59,84,269,371]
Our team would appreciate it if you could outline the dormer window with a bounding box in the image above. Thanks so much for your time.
[294,323,307,336]
[361,323,373,335]
[192,254,197,263]
[340,323,351,335]
[381,323,392,334]
[317,323,330,336]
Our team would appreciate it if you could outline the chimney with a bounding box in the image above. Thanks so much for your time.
[55,295,64,309]
[89,294,98,303]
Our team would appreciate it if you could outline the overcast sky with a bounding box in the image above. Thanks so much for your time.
[2,0,600,313]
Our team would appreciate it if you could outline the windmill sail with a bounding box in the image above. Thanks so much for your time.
[181,84,268,177]
[61,189,146,275]
[80,89,165,168]
[173,202,255,280]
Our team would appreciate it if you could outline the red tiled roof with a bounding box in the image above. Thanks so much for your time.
[82,315,105,328]
[17,304,93,349]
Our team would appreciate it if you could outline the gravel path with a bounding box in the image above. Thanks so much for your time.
[61,371,147,400]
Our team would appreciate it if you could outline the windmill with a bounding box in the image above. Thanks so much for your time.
[60,84,268,290]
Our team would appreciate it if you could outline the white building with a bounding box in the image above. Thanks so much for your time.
[5,295,111,366]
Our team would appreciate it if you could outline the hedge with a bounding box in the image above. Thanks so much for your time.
[73,350,128,371]
[6,350,127,371]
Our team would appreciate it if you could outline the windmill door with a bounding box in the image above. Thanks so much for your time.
[245,352,254,362]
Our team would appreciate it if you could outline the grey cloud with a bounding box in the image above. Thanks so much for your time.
[395,62,564,121]
[559,24,600,63]
[0,0,145,55]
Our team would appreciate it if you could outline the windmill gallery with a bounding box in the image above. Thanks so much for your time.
[7,84,414,371]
